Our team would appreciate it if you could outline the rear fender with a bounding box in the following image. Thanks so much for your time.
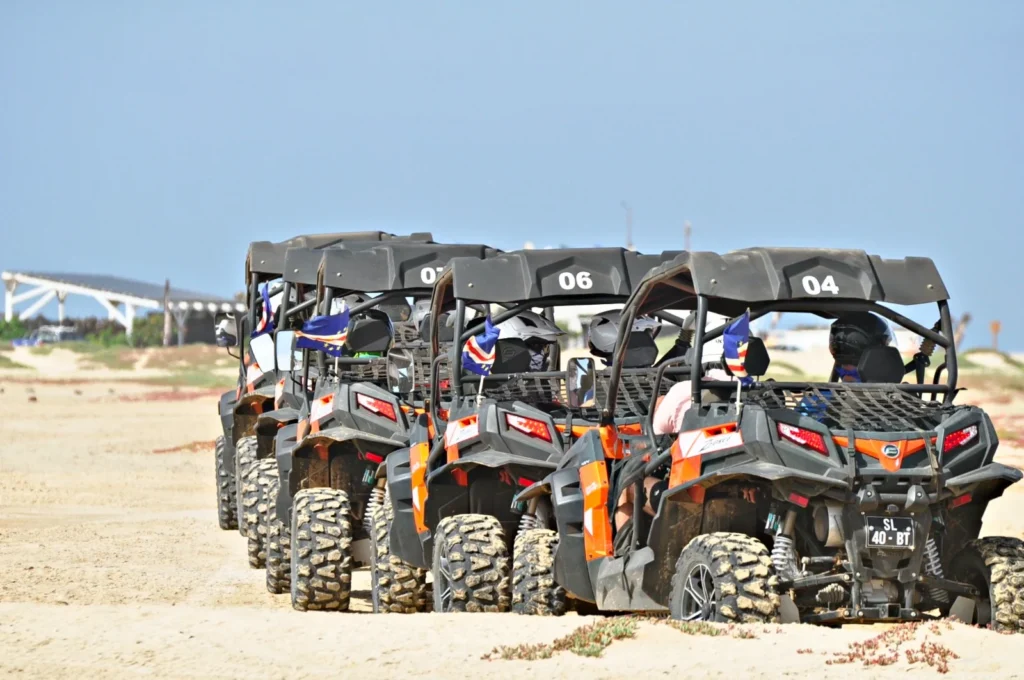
[231,391,274,444]
[218,390,236,440]
[944,462,1022,499]
[256,407,300,436]
[273,424,299,524]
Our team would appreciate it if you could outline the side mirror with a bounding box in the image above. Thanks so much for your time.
[250,333,276,373]
[275,331,301,372]
[387,349,416,394]
[566,357,596,409]
[214,313,239,348]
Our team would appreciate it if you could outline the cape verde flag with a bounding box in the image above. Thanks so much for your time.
[295,304,350,358]
[462,315,500,376]
[722,310,753,386]
[251,284,276,338]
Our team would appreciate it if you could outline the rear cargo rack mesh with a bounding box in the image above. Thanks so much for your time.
[754,384,951,432]
[469,368,675,420]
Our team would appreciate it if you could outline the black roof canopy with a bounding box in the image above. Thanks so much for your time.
[633,248,949,317]
[319,243,500,294]
[246,231,434,280]
[444,248,683,305]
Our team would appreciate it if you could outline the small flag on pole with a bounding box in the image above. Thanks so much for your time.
[251,284,276,338]
[462,315,500,376]
[723,310,753,386]
[295,304,350,358]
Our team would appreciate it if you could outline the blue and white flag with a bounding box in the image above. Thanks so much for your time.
[722,310,753,386]
[251,284,276,338]
[295,304,350,358]
[461,315,500,376]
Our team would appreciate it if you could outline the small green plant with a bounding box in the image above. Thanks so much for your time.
[483,617,639,661]
[0,352,30,369]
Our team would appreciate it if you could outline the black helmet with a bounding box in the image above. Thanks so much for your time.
[828,312,893,365]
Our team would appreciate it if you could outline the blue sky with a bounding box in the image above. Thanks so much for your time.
[1,2,1021,348]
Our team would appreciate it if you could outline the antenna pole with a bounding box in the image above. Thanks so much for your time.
[621,201,633,251]
[684,220,692,251]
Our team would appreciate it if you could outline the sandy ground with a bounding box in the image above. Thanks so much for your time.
[1,377,1023,678]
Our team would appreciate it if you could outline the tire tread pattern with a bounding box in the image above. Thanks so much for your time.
[671,532,781,624]
[215,436,238,530]
[512,528,567,616]
[290,488,353,612]
[371,498,429,613]
[433,514,510,613]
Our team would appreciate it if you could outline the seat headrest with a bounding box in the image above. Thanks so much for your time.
[347,311,393,353]
[622,331,658,369]
[418,312,455,344]
[722,336,771,378]
[856,346,905,384]
[489,338,532,375]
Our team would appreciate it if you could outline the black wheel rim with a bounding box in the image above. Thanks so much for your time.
[680,564,717,621]
[437,551,454,612]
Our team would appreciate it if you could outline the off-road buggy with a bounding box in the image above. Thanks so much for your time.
[269,242,500,611]
[513,248,1024,630]
[215,231,432,533]
[377,247,682,614]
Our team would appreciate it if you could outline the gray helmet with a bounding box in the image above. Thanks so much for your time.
[587,310,662,358]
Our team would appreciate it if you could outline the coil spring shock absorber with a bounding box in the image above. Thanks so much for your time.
[518,497,541,534]
[770,509,799,580]
[364,484,386,535]
[914,321,942,384]
[922,536,949,604]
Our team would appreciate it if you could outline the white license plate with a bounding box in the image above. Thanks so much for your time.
[865,516,914,549]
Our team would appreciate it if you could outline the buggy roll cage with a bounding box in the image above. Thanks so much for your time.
[603,248,958,424]
[425,248,684,427]
[291,243,501,412]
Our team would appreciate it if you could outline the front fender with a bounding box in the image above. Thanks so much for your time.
[945,462,1022,497]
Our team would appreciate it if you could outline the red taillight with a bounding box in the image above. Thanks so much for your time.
[439,379,451,390]
[518,476,533,487]
[356,393,397,422]
[778,423,828,455]
[943,425,978,454]
[949,493,972,509]
[788,492,809,508]
[505,413,553,443]
[364,452,384,464]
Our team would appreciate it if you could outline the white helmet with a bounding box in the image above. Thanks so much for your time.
[497,310,565,344]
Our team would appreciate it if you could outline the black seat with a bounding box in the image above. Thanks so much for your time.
[857,346,905,383]
[347,310,393,353]
[621,331,659,369]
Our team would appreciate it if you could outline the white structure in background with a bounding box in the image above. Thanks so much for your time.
[2,270,245,341]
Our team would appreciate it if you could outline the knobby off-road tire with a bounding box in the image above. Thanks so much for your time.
[215,436,238,530]
[670,532,781,624]
[512,528,567,616]
[432,514,511,613]
[234,435,258,537]
[262,467,290,595]
[370,497,429,613]
[951,536,1024,632]
[242,459,275,569]
[290,489,353,612]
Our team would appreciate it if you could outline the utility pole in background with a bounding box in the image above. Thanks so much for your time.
[162,279,172,347]
[621,201,633,251]
[684,220,692,251]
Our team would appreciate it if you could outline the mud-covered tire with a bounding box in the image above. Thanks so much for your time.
[263,468,290,595]
[950,536,1024,633]
[669,532,781,624]
[290,489,353,612]
[370,497,428,613]
[234,435,258,537]
[432,514,510,613]
[511,529,566,616]
[215,436,238,530]
[242,459,274,569]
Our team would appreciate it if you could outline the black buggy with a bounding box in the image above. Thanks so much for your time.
[271,242,499,611]
[378,247,681,614]
[216,231,433,535]
[514,248,1024,630]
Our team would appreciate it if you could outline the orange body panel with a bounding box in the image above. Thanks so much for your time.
[832,436,937,472]
[580,460,613,560]
[410,442,430,533]
[668,423,740,498]
[599,424,625,460]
